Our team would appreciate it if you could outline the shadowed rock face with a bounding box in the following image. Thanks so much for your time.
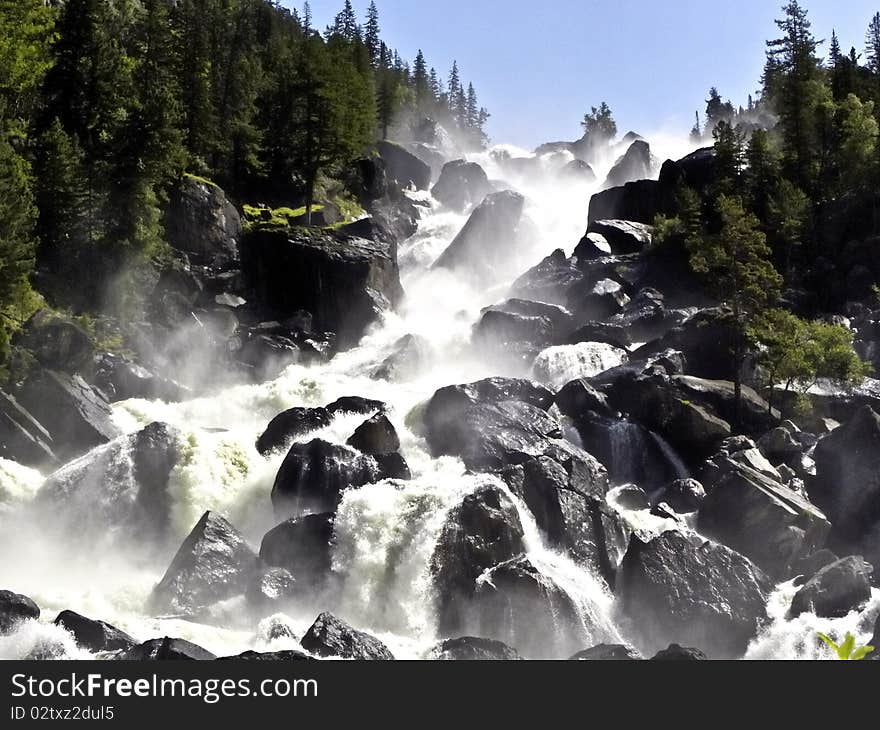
[122,637,216,661]
[0,590,40,635]
[788,556,873,619]
[603,140,655,189]
[54,611,136,653]
[432,636,523,660]
[618,532,772,658]
[377,140,431,191]
[432,160,492,212]
[260,513,335,591]
[300,612,394,660]
[165,175,242,265]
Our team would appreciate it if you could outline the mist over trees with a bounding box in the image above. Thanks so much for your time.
[0,0,490,366]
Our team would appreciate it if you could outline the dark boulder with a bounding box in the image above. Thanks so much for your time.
[698,460,830,578]
[54,611,136,653]
[432,636,522,660]
[377,141,431,191]
[0,590,40,635]
[165,175,241,264]
[573,232,613,261]
[432,191,525,280]
[325,396,386,416]
[651,644,708,661]
[618,531,772,658]
[588,179,664,226]
[14,310,94,373]
[603,140,655,189]
[245,566,297,609]
[788,556,873,619]
[346,413,401,455]
[0,390,57,468]
[122,637,216,661]
[660,478,706,513]
[13,368,121,461]
[570,644,642,661]
[555,378,613,418]
[431,160,492,211]
[93,353,187,403]
[271,439,387,519]
[374,452,412,480]
[300,612,394,660]
[256,407,332,456]
[431,484,526,635]
[659,147,717,195]
[148,511,259,615]
[218,650,312,661]
[259,513,335,590]
[567,322,632,350]
[586,220,653,254]
[509,249,584,307]
[242,228,403,349]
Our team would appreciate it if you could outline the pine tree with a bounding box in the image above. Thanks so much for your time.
[829,30,841,66]
[466,83,479,128]
[690,111,702,143]
[364,1,380,66]
[302,2,312,32]
[413,50,430,107]
[867,13,880,74]
[581,102,617,141]
[331,0,359,42]
[429,67,440,99]
[447,61,462,119]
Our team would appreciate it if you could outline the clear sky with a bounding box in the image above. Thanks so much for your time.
[289,1,879,149]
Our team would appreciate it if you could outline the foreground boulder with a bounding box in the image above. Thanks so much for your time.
[377,140,431,191]
[433,191,525,280]
[0,390,57,468]
[256,407,332,456]
[788,556,873,619]
[13,368,121,461]
[432,160,492,211]
[259,513,335,590]
[300,612,394,660]
[432,636,522,660]
[618,532,772,658]
[122,637,216,661]
[346,413,401,455]
[651,644,708,661]
[570,644,642,661]
[0,590,40,635]
[54,611,136,653]
[148,511,259,615]
[218,650,312,661]
[270,440,386,519]
[698,460,830,578]
[431,484,526,635]
[165,175,242,265]
[243,228,403,349]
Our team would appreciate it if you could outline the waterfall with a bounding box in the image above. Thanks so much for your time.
[532,342,628,388]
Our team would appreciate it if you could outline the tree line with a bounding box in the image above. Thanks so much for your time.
[0,0,490,365]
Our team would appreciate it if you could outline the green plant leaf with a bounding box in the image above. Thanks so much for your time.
[850,645,874,661]
[817,633,839,653]
[840,633,856,660]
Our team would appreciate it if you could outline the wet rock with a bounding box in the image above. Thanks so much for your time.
[432,636,522,660]
[0,590,40,635]
[554,378,613,418]
[431,484,526,635]
[245,567,297,609]
[13,368,121,461]
[218,650,312,661]
[122,637,216,661]
[300,612,394,660]
[588,179,665,226]
[149,511,259,615]
[619,532,772,658]
[373,452,412,480]
[271,440,385,519]
[570,644,642,661]
[93,353,187,403]
[757,425,803,463]
[14,310,93,373]
[660,478,706,513]
[789,556,873,619]
[242,228,403,349]
[0,390,57,468]
[325,396,386,417]
[54,611,136,653]
[790,549,839,584]
[432,160,492,211]
[651,644,708,661]
[260,513,335,590]
[567,322,632,350]
[256,407,333,456]
[165,175,241,265]
[509,249,584,306]
[346,413,401,455]
[377,140,431,191]
[697,460,830,578]
[573,232,613,261]
[585,220,653,256]
[433,191,525,280]
[603,140,655,189]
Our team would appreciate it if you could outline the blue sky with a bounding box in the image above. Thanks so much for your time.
[289,1,879,148]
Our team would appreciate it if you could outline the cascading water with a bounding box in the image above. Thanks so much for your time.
[0,133,861,661]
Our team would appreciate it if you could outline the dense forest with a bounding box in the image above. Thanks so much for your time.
[0,0,489,368]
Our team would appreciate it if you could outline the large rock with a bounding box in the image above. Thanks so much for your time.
[218,649,312,661]
[603,140,655,189]
[432,191,525,280]
[431,484,525,635]
[432,160,492,211]
[432,636,522,660]
[270,439,383,519]
[618,532,772,658]
[509,249,584,306]
[259,513,335,589]
[651,644,708,661]
[377,141,431,191]
[148,511,259,615]
[0,390,57,468]
[788,556,873,618]
[122,637,216,661]
[165,175,241,264]
[570,644,642,661]
[586,220,653,254]
[346,413,401,455]
[92,353,187,403]
[14,368,121,461]
[54,611,136,653]
[588,179,664,226]
[13,310,93,373]
[300,612,394,660]
[242,228,403,349]
[38,422,180,542]
[0,590,40,635]
[697,460,830,578]
[809,406,880,541]
[256,407,332,456]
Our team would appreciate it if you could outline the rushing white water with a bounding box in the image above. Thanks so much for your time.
[2,131,860,661]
